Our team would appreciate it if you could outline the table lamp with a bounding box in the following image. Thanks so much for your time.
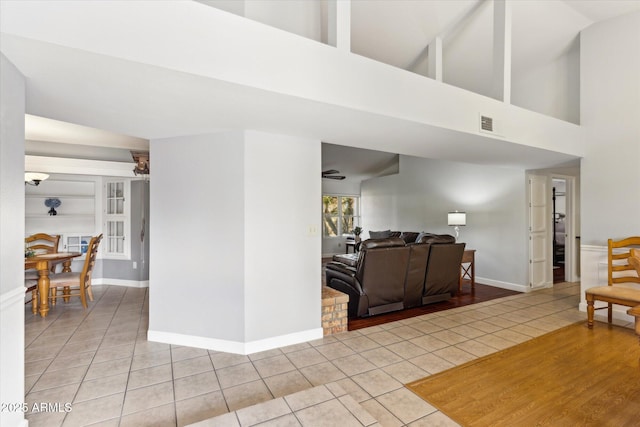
[448,211,466,241]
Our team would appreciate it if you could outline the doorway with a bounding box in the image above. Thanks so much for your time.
[552,178,566,283]
[528,173,577,288]
[551,175,577,284]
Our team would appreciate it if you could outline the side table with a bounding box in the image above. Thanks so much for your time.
[459,249,476,292]
[345,241,356,254]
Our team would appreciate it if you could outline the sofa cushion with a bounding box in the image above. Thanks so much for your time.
[415,232,436,243]
[361,237,406,250]
[399,232,419,244]
[417,233,456,244]
[332,253,358,267]
[369,229,392,239]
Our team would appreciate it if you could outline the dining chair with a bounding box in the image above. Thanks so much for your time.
[25,233,61,311]
[630,248,640,276]
[48,234,102,308]
[25,233,61,273]
[25,279,39,315]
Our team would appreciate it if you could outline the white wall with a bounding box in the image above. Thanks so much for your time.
[361,155,529,290]
[243,131,321,344]
[0,53,27,427]
[579,12,640,318]
[245,0,322,42]
[512,38,580,125]
[198,0,323,42]
[148,131,322,354]
[580,11,640,246]
[149,132,246,345]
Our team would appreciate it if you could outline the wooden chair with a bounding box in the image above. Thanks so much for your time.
[25,233,61,313]
[25,233,61,254]
[25,279,39,315]
[25,233,61,273]
[628,249,640,345]
[48,234,102,308]
[586,237,640,328]
[630,248,640,276]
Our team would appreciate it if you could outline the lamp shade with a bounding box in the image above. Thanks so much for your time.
[25,172,49,185]
[448,211,466,226]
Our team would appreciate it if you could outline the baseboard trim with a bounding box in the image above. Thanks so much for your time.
[147,327,323,355]
[92,278,149,288]
[476,277,529,293]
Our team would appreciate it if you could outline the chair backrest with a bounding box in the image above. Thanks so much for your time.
[25,233,60,254]
[404,242,430,308]
[80,234,103,288]
[356,238,410,308]
[424,242,466,297]
[627,248,640,277]
[608,237,640,285]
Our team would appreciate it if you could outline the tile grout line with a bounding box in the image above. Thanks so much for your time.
[116,286,148,426]
[24,286,112,400]
[68,286,129,426]
[25,284,598,426]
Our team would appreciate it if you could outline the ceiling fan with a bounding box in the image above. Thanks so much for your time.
[322,169,346,180]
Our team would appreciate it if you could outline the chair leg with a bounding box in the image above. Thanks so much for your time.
[63,286,71,303]
[50,287,57,306]
[586,294,594,329]
[87,285,94,302]
[79,287,87,308]
[627,306,640,346]
[608,303,613,323]
[31,290,38,315]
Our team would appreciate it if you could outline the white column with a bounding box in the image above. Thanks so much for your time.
[148,131,322,354]
[427,36,443,82]
[0,54,27,427]
[493,0,512,103]
[327,0,351,51]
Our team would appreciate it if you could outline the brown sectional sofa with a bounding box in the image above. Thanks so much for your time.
[326,233,465,318]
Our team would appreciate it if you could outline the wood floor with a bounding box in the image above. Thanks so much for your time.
[348,283,520,331]
[407,322,640,427]
[322,257,521,331]
[553,263,565,283]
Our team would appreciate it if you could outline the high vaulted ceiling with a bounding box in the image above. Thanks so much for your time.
[3,0,640,174]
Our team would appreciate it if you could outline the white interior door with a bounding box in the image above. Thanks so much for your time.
[528,174,551,289]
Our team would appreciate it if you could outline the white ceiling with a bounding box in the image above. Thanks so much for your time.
[5,0,640,176]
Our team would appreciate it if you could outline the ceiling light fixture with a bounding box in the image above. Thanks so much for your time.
[25,172,49,186]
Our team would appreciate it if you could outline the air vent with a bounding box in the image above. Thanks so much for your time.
[480,115,494,132]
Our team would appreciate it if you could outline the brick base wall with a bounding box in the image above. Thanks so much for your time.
[321,287,349,335]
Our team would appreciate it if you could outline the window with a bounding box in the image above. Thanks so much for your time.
[66,235,93,255]
[104,180,130,258]
[322,195,360,237]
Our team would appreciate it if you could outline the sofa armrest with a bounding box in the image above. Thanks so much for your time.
[326,261,356,276]
[325,265,363,295]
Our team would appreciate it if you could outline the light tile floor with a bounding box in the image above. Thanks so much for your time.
[23,282,621,426]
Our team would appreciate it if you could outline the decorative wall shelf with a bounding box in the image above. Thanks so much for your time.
[25,178,96,236]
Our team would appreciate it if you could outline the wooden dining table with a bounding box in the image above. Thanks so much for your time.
[25,252,81,317]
